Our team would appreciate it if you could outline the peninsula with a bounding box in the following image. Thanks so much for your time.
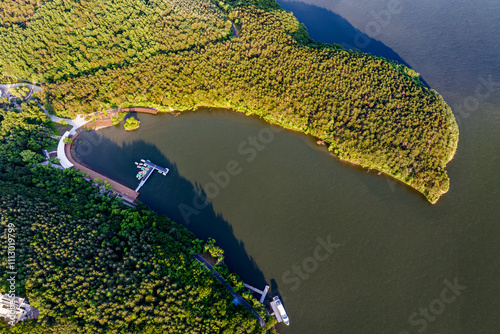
[0,0,462,332]
[0,0,458,203]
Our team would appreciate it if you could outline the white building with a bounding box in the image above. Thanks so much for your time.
[0,294,35,325]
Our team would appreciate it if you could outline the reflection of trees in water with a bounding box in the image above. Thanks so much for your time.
[77,132,271,292]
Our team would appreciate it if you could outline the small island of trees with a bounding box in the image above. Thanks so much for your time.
[0,103,274,333]
[0,0,457,203]
[123,116,140,131]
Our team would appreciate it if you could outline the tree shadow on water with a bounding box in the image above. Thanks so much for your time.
[277,0,429,86]
[74,132,269,290]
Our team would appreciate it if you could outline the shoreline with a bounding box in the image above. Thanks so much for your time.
[189,105,456,203]
[66,132,139,203]
[61,107,169,203]
[74,105,457,204]
[336,155,441,204]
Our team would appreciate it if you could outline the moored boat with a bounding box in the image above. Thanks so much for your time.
[273,296,289,326]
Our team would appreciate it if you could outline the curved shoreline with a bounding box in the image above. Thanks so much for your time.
[52,107,160,203]
[65,131,139,203]
[64,111,271,331]
[73,105,457,204]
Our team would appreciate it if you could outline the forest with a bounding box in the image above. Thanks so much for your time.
[0,0,231,82]
[0,0,459,203]
[21,0,457,203]
[0,104,274,332]
[0,0,461,331]
[124,116,140,131]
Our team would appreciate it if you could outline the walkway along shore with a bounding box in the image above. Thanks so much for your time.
[66,131,140,203]
[42,105,270,331]
[41,105,159,203]
[194,255,268,331]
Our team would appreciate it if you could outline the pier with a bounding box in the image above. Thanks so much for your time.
[135,159,169,192]
[243,283,269,303]
[270,301,283,323]
[194,256,268,332]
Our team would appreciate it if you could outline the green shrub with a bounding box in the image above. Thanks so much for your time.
[123,116,140,131]
[9,85,30,99]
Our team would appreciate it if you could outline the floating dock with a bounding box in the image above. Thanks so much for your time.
[134,159,169,192]
[270,296,289,325]
[270,301,283,323]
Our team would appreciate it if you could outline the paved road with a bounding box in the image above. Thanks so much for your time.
[194,255,268,332]
[0,83,41,106]
[37,102,88,135]
[0,83,41,90]
[0,82,40,96]
[37,102,90,168]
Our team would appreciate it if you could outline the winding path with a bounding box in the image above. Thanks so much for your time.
[0,83,84,168]
[0,83,40,107]
[38,103,89,168]
[8,79,268,330]
[38,103,89,135]
[0,83,86,169]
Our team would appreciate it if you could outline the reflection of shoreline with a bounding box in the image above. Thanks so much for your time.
[70,119,273,329]
[67,132,139,203]
[83,105,455,205]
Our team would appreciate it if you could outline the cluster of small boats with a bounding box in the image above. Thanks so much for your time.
[134,159,168,181]
[133,159,169,192]
[135,161,150,180]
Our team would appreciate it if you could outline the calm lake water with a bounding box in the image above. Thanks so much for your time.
[76,1,499,333]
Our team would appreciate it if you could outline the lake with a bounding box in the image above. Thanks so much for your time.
[75,1,500,333]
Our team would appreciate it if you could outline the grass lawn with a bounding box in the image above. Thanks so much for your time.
[47,121,72,136]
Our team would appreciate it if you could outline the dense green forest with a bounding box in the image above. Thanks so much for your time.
[0,108,273,332]
[23,0,455,202]
[0,0,230,82]
[0,0,461,330]
[0,0,459,202]
[0,0,44,27]
[124,116,140,131]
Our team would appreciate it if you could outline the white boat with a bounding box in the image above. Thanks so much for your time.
[273,296,289,326]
